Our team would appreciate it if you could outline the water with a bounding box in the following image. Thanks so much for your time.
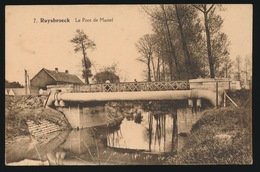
[7,101,203,165]
[107,112,177,152]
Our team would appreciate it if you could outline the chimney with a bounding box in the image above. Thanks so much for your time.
[65,70,69,74]
[55,68,58,73]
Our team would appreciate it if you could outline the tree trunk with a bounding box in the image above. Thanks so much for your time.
[161,5,179,80]
[85,73,90,84]
[81,43,90,84]
[151,55,157,81]
[156,56,160,81]
[204,12,215,78]
[147,55,152,82]
[174,4,193,79]
[162,58,166,81]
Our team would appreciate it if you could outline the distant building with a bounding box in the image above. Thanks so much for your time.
[30,68,84,90]
[5,88,26,95]
[189,78,241,91]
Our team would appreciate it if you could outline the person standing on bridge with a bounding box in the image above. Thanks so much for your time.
[105,80,111,92]
[134,79,139,91]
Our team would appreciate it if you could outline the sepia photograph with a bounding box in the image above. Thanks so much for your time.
[5,4,252,165]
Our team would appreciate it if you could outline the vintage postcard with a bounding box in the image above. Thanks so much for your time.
[5,4,252,165]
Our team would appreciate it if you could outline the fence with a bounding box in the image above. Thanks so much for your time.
[47,81,190,93]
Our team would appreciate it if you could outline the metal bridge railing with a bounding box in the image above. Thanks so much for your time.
[74,81,190,92]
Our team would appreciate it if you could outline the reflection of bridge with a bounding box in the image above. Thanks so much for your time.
[46,80,225,108]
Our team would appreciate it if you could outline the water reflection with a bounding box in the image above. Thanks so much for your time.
[53,106,201,161]
[8,102,203,165]
[107,111,179,153]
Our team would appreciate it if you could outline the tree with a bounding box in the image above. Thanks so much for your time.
[193,4,230,79]
[160,4,179,80]
[135,34,155,81]
[141,4,229,80]
[93,64,120,84]
[219,54,232,78]
[141,4,207,80]
[174,4,193,79]
[193,4,216,78]
[234,55,242,81]
[243,55,252,83]
[5,80,24,88]
[212,32,231,78]
[70,29,96,84]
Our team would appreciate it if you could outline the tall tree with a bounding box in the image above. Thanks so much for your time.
[142,4,206,80]
[244,55,252,83]
[70,29,96,84]
[160,4,179,80]
[212,32,231,77]
[219,55,232,78]
[234,55,242,81]
[193,4,215,78]
[136,34,155,81]
[174,4,193,79]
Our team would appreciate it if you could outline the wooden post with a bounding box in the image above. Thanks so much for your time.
[27,74,31,94]
[25,69,27,95]
[216,81,218,108]
[224,91,226,107]
[225,93,238,107]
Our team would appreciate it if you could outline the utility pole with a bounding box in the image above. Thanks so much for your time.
[25,69,28,95]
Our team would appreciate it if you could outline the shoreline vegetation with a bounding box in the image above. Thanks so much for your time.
[5,94,252,165]
[165,107,252,165]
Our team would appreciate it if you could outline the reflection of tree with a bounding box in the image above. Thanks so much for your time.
[171,110,178,152]
[148,113,153,151]
[107,124,125,148]
[148,113,167,152]
[134,113,143,124]
[154,114,161,151]
[125,113,134,121]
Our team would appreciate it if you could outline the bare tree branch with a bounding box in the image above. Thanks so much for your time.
[206,4,215,13]
[192,4,205,13]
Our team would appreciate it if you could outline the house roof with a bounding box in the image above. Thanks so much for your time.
[42,68,84,84]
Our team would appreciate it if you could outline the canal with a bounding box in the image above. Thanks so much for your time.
[8,100,204,165]
[46,100,203,165]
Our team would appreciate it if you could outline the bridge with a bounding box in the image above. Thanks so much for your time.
[44,79,239,128]
[46,80,227,108]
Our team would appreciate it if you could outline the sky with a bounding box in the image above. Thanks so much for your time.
[5,4,252,85]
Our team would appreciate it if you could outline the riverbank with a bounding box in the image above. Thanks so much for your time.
[5,95,252,165]
[165,107,252,165]
[5,95,70,142]
[5,95,125,164]
[5,95,72,164]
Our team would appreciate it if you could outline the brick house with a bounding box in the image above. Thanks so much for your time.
[30,68,84,90]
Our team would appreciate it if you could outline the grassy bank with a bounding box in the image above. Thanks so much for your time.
[5,95,72,163]
[165,107,252,165]
[5,95,70,142]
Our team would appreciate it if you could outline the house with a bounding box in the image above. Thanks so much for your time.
[30,68,84,90]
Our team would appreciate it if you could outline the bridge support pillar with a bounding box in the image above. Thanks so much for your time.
[196,98,202,112]
[188,99,193,108]
[59,100,65,107]
[54,100,59,107]
[196,99,201,108]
